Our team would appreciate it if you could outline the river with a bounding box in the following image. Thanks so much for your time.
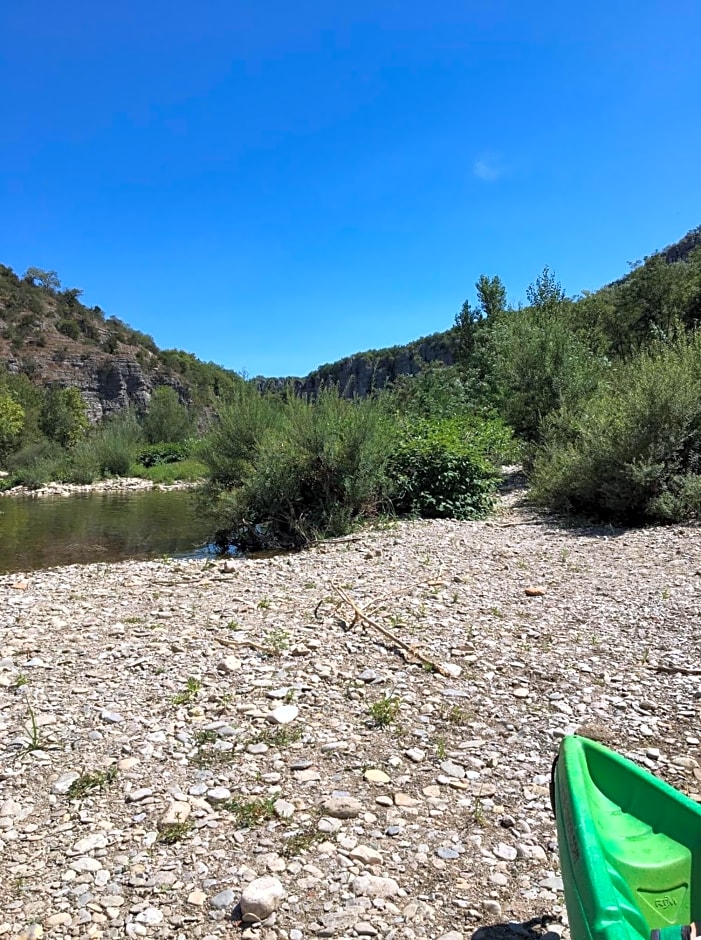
[0,489,217,574]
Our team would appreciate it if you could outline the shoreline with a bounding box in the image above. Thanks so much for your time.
[0,476,203,498]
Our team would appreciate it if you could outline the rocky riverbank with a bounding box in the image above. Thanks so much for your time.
[1,488,700,940]
[0,478,200,499]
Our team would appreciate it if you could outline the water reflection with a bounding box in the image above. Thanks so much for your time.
[0,490,217,574]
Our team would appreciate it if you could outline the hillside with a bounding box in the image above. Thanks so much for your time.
[0,266,242,421]
[264,224,701,396]
[2,225,701,417]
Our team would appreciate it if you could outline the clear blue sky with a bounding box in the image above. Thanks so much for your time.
[2,2,700,377]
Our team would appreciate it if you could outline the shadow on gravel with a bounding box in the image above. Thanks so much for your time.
[498,465,633,540]
[472,915,563,940]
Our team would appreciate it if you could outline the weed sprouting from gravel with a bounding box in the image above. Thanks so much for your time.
[442,704,472,725]
[172,676,201,705]
[22,699,43,752]
[265,627,290,653]
[282,825,323,857]
[257,726,302,748]
[158,821,194,844]
[220,796,277,828]
[367,694,400,727]
[67,764,118,799]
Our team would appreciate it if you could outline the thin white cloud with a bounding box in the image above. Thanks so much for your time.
[473,156,501,182]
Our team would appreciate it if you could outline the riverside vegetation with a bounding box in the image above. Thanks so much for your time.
[2,226,701,545]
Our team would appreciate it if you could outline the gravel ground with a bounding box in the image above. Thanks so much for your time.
[1,480,700,940]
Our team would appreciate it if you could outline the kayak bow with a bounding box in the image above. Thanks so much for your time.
[551,735,701,940]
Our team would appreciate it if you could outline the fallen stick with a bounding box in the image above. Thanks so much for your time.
[648,662,701,676]
[213,635,277,655]
[332,581,456,678]
[484,519,542,528]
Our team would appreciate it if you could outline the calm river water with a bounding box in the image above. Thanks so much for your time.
[0,489,217,574]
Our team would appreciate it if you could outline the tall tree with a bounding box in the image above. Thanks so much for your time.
[0,393,24,463]
[143,386,192,443]
[476,274,507,320]
[24,267,61,291]
[39,387,89,448]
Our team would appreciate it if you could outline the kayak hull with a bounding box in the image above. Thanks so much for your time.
[551,736,701,940]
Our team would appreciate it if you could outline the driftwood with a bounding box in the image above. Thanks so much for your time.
[648,662,701,676]
[213,635,276,655]
[331,581,455,678]
[485,519,542,529]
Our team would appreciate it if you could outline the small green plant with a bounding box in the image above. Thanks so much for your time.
[435,736,447,760]
[265,627,290,654]
[172,676,201,706]
[67,764,118,799]
[473,798,485,824]
[124,616,143,624]
[157,821,193,844]
[367,694,401,728]
[282,825,323,857]
[220,796,277,828]
[226,619,240,630]
[22,699,42,752]
[257,726,302,748]
[194,729,218,746]
[257,597,271,610]
[443,704,471,725]
[14,674,28,688]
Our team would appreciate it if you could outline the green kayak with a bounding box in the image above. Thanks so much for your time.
[550,735,701,940]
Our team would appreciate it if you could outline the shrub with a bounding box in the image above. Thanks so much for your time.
[201,388,393,551]
[130,458,206,484]
[142,386,192,443]
[386,416,500,520]
[135,441,191,467]
[486,302,603,441]
[90,410,143,476]
[532,331,701,522]
[6,439,64,487]
[57,318,81,340]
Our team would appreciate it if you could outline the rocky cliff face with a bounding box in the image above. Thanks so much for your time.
[2,348,189,422]
[259,331,456,399]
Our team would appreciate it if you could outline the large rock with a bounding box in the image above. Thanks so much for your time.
[239,876,286,923]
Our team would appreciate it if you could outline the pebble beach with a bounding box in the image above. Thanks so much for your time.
[1,484,700,940]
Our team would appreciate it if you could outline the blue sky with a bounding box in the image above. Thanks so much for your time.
[2,1,700,377]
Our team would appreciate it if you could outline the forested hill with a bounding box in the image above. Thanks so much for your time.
[2,225,700,417]
[262,224,701,396]
[0,265,243,421]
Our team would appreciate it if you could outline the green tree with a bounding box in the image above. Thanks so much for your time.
[526,266,565,316]
[453,299,480,363]
[24,267,61,291]
[39,386,89,448]
[476,274,507,320]
[0,393,25,463]
[142,386,193,443]
[487,269,600,440]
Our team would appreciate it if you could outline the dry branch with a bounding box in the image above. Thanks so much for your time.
[332,581,456,678]
[213,635,276,655]
[648,662,701,676]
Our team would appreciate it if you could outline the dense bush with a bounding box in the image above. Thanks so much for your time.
[5,439,65,488]
[143,386,193,444]
[531,332,701,522]
[135,441,191,467]
[485,302,603,442]
[386,417,501,520]
[200,388,393,551]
